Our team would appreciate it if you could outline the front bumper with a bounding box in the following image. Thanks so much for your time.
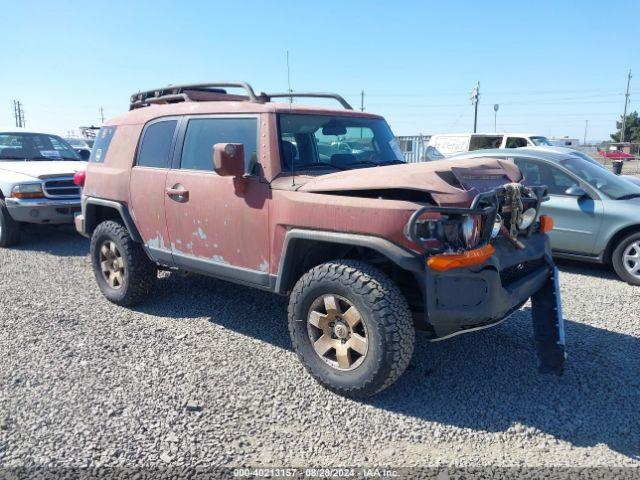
[5,197,81,225]
[424,233,553,339]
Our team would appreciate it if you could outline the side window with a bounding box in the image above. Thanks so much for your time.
[505,137,527,148]
[90,127,116,163]
[136,120,178,168]
[548,166,577,195]
[514,159,577,195]
[180,118,257,172]
[514,159,544,186]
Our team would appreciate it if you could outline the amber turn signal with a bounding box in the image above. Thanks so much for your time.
[539,215,554,233]
[12,192,44,199]
[427,244,495,272]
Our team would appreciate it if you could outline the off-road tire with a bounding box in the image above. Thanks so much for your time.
[288,260,415,398]
[90,220,157,306]
[612,232,640,286]
[0,200,20,248]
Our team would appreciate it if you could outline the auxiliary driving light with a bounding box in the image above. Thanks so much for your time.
[518,208,537,230]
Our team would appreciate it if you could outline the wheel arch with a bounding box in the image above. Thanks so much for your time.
[274,229,423,295]
[603,224,640,264]
[83,198,142,243]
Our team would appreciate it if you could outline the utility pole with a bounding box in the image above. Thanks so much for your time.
[360,90,365,112]
[471,82,480,133]
[621,70,632,142]
[12,100,25,128]
[100,107,105,124]
[584,120,589,146]
[493,104,499,132]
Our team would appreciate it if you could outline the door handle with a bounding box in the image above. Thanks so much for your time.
[165,185,189,202]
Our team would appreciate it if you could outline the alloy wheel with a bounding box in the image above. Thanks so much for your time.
[100,240,125,289]
[622,241,640,279]
[307,294,369,371]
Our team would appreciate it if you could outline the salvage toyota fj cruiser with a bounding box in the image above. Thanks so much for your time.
[75,82,565,397]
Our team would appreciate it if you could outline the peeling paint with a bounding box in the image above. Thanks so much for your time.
[259,258,269,272]
[211,255,228,264]
[194,227,207,240]
[147,232,166,250]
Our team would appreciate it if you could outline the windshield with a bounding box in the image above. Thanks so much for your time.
[560,157,640,199]
[0,133,81,161]
[531,136,552,146]
[278,114,405,172]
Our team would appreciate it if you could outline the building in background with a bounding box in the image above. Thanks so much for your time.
[396,135,431,163]
[549,137,580,148]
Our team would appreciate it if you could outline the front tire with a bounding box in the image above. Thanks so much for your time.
[90,220,157,305]
[612,232,640,286]
[288,260,415,398]
[0,200,20,248]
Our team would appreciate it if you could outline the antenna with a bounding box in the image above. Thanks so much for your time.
[287,50,295,186]
[286,50,293,105]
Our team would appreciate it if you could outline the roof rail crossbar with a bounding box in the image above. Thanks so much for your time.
[261,92,353,110]
[129,81,262,110]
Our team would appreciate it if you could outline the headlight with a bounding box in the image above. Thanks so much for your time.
[406,213,483,251]
[461,215,482,247]
[11,183,44,199]
[517,208,537,230]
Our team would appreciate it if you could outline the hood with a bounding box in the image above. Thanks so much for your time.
[297,157,522,207]
[0,160,87,180]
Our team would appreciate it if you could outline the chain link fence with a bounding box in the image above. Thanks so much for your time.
[577,143,640,176]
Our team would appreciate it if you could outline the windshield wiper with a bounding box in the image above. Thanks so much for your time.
[296,162,345,171]
[380,160,406,165]
[616,193,640,200]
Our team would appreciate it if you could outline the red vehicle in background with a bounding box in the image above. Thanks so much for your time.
[598,146,635,160]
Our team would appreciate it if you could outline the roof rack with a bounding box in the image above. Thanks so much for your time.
[129,82,353,110]
[259,92,352,110]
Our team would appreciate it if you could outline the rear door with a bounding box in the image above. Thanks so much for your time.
[164,115,272,287]
[514,158,604,254]
[129,118,179,265]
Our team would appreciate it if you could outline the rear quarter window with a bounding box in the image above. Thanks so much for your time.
[90,127,117,163]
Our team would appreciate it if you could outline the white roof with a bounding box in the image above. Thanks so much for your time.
[431,132,545,137]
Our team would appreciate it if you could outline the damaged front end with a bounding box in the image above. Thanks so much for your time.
[407,182,565,376]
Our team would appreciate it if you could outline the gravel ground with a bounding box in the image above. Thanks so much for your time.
[0,225,639,475]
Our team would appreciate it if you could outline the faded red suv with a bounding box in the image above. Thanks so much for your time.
[76,82,565,397]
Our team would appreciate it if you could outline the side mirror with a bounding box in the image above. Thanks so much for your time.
[78,149,91,161]
[564,184,588,197]
[213,143,245,177]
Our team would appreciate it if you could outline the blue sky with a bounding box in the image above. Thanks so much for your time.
[1,0,637,141]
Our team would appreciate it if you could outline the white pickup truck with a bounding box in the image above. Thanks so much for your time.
[0,130,87,247]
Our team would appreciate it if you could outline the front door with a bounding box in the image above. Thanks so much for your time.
[515,158,604,254]
[164,116,272,287]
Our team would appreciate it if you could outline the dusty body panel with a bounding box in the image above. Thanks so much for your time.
[164,172,271,271]
[83,124,142,202]
[269,189,422,274]
[298,158,522,207]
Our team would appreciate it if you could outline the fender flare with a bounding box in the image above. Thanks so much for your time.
[83,197,142,243]
[274,228,423,294]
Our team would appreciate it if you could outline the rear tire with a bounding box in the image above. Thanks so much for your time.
[288,260,415,398]
[612,232,640,286]
[0,200,20,248]
[90,220,157,305]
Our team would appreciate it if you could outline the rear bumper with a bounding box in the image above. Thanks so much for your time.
[5,197,80,225]
[423,234,553,339]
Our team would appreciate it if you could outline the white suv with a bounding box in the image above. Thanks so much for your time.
[0,130,87,247]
